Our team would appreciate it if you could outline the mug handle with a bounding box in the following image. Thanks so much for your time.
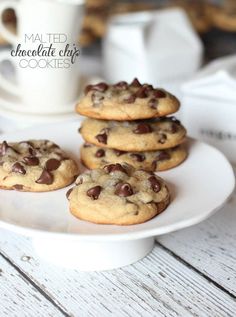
[0,50,20,96]
[0,0,18,46]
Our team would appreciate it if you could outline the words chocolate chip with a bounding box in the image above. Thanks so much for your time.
[148,176,161,193]
[45,159,61,171]
[115,182,134,197]
[133,123,152,134]
[153,90,166,98]
[23,156,39,166]
[87,185,102,200]
[103,163,127,174]
[12,162,26,175]
[36,169,53,185]
[66,188,73,199]
[95,149,105,158]
[130,78,142,87]
[130,153,145,162]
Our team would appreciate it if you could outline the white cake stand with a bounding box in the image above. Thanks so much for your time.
[0,122,234,271]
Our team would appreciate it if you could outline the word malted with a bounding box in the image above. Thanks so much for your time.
[11,33,80,69]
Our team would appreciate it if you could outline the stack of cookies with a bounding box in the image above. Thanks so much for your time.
[76,78,187,172]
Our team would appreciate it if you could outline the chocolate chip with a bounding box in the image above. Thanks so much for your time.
[91,92,104,104]
[114,81,128,89]
[149,98,158,109]
[36,169,53,185]
[158,134,167,144]
[169,116,180,125]
[45,159,61,171]
[170,123,178,133]
[13,184,23,190]
[153,90,166,98]
[148,176,161,193]
[95,149,105,158]
[151,161,157,171]
[0,141,9,155]
[28,147,37,156]
[87,185,102,200]
[130,153,145,162]
[23,156,39,166]
[115,182,133,197]
[84,84,93,94]
[114,150,126,156]
[95,129,109,144]
[133,123,152,134]
[130,78,142,87]
[84,82,108,94]
[78,127,82,133]
[156,151,171,161]
[66,188,73,199]
[103,163,127,174]
[143,84,153,91]
[135,86,148,98]
[83,143,92,148]
[124,94,136,103]
[12,162,26,175]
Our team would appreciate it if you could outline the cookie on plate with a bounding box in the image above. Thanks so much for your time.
[76,78,180,121]
[0,140,79,192]
[79,117,186,152]
[80,143,187,171]
[67,163,170,225]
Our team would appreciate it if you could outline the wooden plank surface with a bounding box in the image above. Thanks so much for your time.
[0,229,235,317]
[158,188,236,297]
[0,253,64,317]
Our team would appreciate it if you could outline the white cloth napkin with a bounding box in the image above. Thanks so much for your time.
[181,54,236,164]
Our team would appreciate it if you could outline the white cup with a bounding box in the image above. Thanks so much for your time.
[0,0,84,114]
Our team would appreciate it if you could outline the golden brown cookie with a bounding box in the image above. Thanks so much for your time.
[80,143,187,172]
[0,140,79,192]
[76,79,180,121]
[68,163,170,225]
[207,3,236,32]
[79,117,186,152]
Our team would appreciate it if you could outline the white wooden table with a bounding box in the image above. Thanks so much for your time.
[0,160,235,317]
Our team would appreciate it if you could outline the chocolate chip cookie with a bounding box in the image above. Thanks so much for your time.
[0,140,79,192]
[67,163,170,225]
[80,143,187,171]
[79,117,186,152]
[76,78,180,121]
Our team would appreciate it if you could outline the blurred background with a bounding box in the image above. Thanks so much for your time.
[1,0,236,62]
[0,0,236,163]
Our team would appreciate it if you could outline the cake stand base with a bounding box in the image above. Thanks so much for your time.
[32,237,154,271]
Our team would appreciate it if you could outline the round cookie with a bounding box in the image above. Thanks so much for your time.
[80,143,187,171]
[0,140,79,192]
[76,78,180,121]
[67,163,170,225]
[79,117,186,152]
[208,4,236,32]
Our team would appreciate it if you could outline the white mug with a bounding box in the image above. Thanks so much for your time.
[0,0,84,114]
